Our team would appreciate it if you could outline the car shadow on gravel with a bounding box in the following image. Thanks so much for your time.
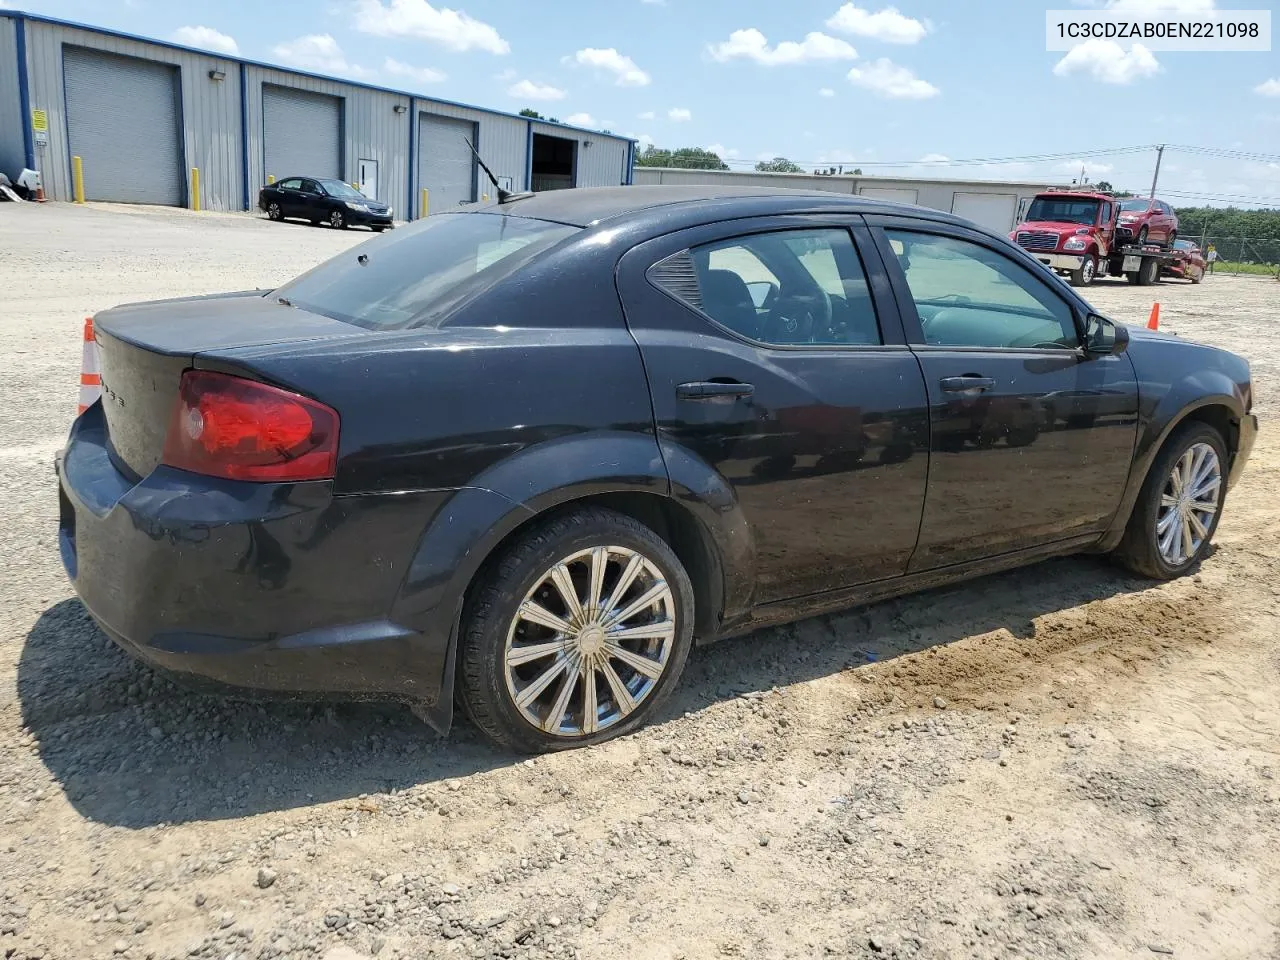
[20,553,1151,828]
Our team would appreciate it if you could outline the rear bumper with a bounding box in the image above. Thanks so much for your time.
[1229,413,1258,490]
[56,404,452,704]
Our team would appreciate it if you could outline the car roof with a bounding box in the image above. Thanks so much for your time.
[476,184,952,228]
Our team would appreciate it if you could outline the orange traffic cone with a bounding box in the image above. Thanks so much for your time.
[1147,302,1160,331]
[78,317,100,414]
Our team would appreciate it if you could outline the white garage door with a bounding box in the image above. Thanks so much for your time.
[63,46,184,205]
[858,186,919,204]
[951,192,1018,234]
[418,113,477,213]
[263,85,343,182]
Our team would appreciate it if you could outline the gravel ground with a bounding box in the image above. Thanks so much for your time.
[2,203,1278,960]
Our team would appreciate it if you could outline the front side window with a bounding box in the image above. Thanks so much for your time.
[672,229,882,346]
[278,178,303,190]
[274,213,579,330]
[885,230,1078,350]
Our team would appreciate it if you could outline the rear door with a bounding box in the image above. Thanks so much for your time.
[300,179,325,220]
[867,215,1139,570]
[276,178,304,216]
[617,216,931,605]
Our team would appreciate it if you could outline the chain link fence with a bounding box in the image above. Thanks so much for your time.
[1196,235,1280,278]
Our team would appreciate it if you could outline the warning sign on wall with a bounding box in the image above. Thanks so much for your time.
[32,108,49,145]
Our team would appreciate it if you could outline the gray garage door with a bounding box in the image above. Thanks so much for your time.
[418,113,476,213]
[263,85,342,182]
[63,46,183,206]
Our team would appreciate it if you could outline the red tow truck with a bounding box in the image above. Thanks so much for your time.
[1010,188,1184,288]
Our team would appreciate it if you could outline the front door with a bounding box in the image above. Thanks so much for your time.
[358,158,379,201]
[869,218,1139,570]
[617,217,931,605]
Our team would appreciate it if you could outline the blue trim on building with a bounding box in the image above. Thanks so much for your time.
[624,141,634,185]
[524,119,533,191]
[0,9,638,147]
[406,97,416,220]
[15,16,34,170]
[238,61,249,210]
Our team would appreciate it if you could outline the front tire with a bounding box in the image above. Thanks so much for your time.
[1137,226,1149,246]
[1069,256,1096,287]
[458,507,695,753]
[1112,422,1227,579]
[329,210,347,229]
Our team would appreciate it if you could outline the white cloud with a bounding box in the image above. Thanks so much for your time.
[1053,39,1160,84]
[705,143,740,159]
[564,48,651,87]
[1053,158,1115,175]
[846,58,939,98]
[383,57,446,83]
[819,87,836,97]
[171,25,239,55]
[564,112,595,127]
[628,132,655,149]
[1105,0,1216,11]
[1256,78,1280,97]
[507,79,567,101]
[272,35,366,76]
[707,28,856,66]
[826,4,929,44]
[917,152,950,163]
[638,110,656,120]
[353,0,509,54]
[668,107,692,121]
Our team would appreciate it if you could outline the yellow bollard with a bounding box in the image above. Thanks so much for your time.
[482,193,489,202]
[267,174,275,184]
[420,188,429,218]
[351,182,359,192]
[191,167,201,211]
[72,155,85,204]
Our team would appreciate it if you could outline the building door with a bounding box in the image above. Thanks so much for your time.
[950,192,1018,233]
[418,113,476,213]
[358,158,379,201]
[62,46,184,205]
[262,85,342,183]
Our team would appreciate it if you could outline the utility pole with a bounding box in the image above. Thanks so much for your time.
[1149,144,1165,198]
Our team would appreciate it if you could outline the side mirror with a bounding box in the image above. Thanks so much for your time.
[1083,313,1129,357]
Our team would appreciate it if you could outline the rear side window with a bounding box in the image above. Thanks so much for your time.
[274,214,579,330]
[651,228,883,347]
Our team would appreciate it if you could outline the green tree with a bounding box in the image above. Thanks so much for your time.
[755,157,803,173]
[634,146,729,170]
[1095,180,1113,193]
[519,108,543,119]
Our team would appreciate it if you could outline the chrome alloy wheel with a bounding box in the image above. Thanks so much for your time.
[1156,441,1221,566]
[503,546,676,738]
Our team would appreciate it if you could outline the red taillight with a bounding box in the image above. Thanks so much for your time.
[161,370,339,482]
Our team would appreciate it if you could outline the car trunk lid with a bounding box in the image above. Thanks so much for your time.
[93,291,366,479]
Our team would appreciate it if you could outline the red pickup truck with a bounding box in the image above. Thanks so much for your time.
[1008,189,1118,287]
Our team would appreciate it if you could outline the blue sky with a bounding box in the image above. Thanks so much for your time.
[11,0,1280,205]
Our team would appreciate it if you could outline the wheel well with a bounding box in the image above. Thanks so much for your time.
[464,492,725,640]
[1179,404,1237,462]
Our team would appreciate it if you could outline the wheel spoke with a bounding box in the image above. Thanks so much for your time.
[1190,475,1220,503]
[516,656,570,711]
[541,668,579,733]
[587,547,609,618]
[1159,518,1180,560]
[581,662,599,735]
[606,621,675,643]
[601,554,643,620]
[603,581,669,629]
[1156,509,1179,535]
[1189,448,1217,491]
[1180,514,1195,562]
[1160,494,1179,509]
[1187,509,1209,540]
[519,600,573,635]
[507,637,568,667]
[549,564,584,623]
[605,641,665,680]
[600,658,637,715]
[1190,499,1218,517]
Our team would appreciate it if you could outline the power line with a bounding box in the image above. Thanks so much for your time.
[1166,144,1280,164]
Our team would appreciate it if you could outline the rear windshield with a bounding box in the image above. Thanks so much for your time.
[274,213,579,330]
[1025,197,1099,225]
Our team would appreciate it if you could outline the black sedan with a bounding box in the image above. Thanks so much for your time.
[258,176,393,231]
[57,186,1257,753]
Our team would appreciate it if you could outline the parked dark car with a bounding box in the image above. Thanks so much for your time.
[57,186,1257,753]
[1115,197,1178,247]
[258,176,393,231]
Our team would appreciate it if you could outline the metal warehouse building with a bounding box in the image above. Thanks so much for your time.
[633,167,1064,235]
[0,11,636,215]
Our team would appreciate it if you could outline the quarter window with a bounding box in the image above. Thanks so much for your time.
[667,229,882,346]
[885,230,1079,350]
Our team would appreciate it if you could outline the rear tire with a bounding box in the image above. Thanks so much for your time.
[1112,421,1227,579]
[329,210,347,229]
[457,507,695,753]
[267,202,282,222]
[1165,230,1177,250]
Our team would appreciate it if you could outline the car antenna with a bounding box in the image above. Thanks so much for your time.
[464,137,534,204]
